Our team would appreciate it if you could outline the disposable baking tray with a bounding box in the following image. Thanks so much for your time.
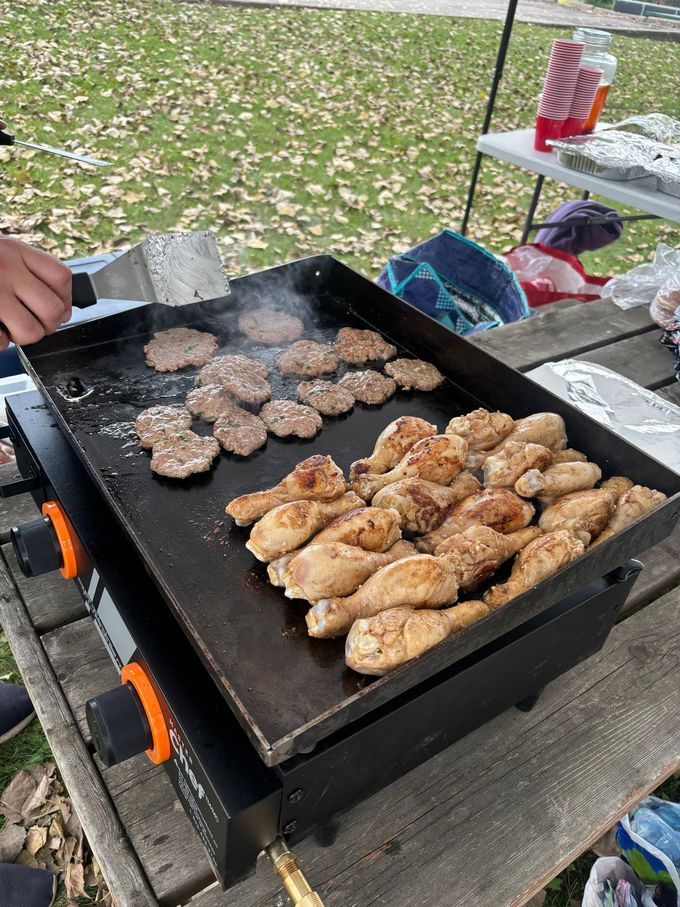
[644,156,680,199]
[548,132,666,181]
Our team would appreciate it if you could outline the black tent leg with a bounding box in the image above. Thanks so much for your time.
[520,175,544,245]
[460,0,520,236]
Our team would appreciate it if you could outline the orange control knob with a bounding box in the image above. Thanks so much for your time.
[120,662,171,765]
[41,501,79,579]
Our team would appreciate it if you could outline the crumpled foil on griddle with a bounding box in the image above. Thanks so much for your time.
[527,359,680,473]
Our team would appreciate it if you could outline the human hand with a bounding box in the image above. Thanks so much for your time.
[0,238,72,349]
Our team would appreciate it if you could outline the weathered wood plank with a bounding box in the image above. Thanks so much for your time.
[41,618,216,905]
[2,543,87,632]
[470,300,655,372]
[573,332,675,390]
[656,381,680,407]
[0,558,159,907]
[624,522,680,617]
[190,588,680,907]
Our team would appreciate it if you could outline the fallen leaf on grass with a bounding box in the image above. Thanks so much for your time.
[0,823,27,862]
[65,862,86,899]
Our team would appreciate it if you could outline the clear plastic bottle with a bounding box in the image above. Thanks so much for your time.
[573,27,618,132]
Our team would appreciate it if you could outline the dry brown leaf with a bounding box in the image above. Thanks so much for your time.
[14,847,39,868]
[25,825,48,855]
[65,862,86,899]
[0,823,27,862]
[0,770,37,824]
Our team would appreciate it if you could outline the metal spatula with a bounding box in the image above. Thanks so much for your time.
[71,231,230,309]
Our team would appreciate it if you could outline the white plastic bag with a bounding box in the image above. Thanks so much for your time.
[582,857,656,907]
[650,270,680,328]
[600,244,680,310]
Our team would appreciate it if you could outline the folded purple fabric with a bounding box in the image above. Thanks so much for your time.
[535,200,624,255]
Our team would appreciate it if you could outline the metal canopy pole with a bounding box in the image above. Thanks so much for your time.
[460,0,519,236]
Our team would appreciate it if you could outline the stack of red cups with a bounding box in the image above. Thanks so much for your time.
[562,66,604,137]
[534,39,585,152]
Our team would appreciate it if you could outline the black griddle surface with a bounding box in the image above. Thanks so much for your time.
[20,256,680,764]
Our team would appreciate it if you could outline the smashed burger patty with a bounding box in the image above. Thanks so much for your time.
[297,379,355,416]
[144,327,217,373]
[186,384,241,423]
[196,354,271,405]
[338,369,397,405]
[238,307,304,344]
[135,405,192,449]
[276,340,338,377]
[213,410,268,456]
[334,327,397,364]
[260,400,323,438]
[150,431,220,478]
[384,358,445,391]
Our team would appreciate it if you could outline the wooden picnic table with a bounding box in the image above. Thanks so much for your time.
[1,296,679,907]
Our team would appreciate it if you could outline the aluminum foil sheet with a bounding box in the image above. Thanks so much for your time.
[528,359,680,473]
[607,113,680,146]
[644,155,680,199]
[547,131,667,180]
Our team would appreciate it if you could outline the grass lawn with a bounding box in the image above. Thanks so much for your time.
[1,1,680,903]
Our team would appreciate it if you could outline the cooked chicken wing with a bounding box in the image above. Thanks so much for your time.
[552,448,588,464]
[538,476,633,544]
[345,600,490,676]
[226,454,346,525]
[435,525,543,589]
[515,461,602,499]
[281,539,415,602]
[266,505,403,586]
[306,554,460,638]
[591,485,667,547]
[483,530,585,607]
[445,408,514,451]
[466,412,567,468]
[246,492,364,562]
[483,441,553,488]
[351,434,467,501]
[372,472,482,534]
[416,488,535,554]
[349,416,437,480]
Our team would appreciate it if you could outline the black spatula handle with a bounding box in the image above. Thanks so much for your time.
[71,271,98,308]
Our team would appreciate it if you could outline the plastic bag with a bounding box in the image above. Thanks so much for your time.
[616,797,680,896]
[377,230,529,336]
[651,270,680,328]
[582,857,655,907]
[600,244,680,310]
[502,243,609,307]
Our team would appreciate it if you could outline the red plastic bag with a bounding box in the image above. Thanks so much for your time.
[501,243,610,308]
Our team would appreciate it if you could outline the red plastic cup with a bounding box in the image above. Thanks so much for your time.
[561,116,588,138]
[534,115,565,152]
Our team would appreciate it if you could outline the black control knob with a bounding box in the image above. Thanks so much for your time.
[11,517,62,577]
[86,684,153,768]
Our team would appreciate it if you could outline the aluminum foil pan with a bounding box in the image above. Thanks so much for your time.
[528,359,680,473]
[547,131,666,180]
[607,113,680,145]
[644,156,680,199]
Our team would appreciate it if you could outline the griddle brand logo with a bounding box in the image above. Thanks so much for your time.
[169,726,206,802]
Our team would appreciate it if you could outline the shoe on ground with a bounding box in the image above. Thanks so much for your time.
[0,682,35,744]
[0,863,56,907]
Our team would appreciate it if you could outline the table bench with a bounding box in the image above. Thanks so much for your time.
[1,297,679,907]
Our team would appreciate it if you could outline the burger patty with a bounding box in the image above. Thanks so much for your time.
[150,431,220,478]
[144,327,218,373]
[297,379,355,416]
[196,355,272,405]
[334,327,397,364]
[213,410,268,456]
[338,369,397,405]
[276,340,338,377]
[238,308,304,344]
[384,358,445,391]
[260,400,323,438]
[186,384,241,423]
[135,405,192,449]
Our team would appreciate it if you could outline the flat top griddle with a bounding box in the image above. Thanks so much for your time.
[20,256,680,765]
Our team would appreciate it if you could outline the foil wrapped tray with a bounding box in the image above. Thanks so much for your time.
[607,113,680,146]
[644,155,680,199]
[547,131,666,180]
